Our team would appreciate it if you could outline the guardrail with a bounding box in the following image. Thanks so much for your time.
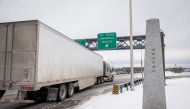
[112,79,143,94]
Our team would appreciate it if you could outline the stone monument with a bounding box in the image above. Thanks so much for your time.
[143,19,166,109]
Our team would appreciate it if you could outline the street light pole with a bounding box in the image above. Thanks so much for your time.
[141,49,142,68]
[129,0,134,91]
[110,60,114,68]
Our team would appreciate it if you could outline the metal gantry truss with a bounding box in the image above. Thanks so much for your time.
[74,32,165,51]
[83,35,146,51]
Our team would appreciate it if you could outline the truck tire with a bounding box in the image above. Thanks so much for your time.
[96,77,101,85]
[58,84,67,101]
[111,76,114,82]
[67,83,74,98]
[100,77,104,84]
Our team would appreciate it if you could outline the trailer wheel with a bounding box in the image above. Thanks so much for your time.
[96,77,101,85]
[100,77,104,84]
[67,83,74,98]
[58,84,67,101]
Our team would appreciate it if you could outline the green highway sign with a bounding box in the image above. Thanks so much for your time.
[97,32,117,50]
[75,39,86,47]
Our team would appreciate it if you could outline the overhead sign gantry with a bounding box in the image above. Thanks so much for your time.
[75,35,146,51]
[74,32,164,51]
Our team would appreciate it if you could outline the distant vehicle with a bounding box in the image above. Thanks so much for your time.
[184,69,190,72]
[116,68,123,74]
[103,61,114,82]
[0,20,114,102]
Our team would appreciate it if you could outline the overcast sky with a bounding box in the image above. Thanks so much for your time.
[0,0,190,68]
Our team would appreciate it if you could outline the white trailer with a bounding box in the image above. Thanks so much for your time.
[0,20,113,102]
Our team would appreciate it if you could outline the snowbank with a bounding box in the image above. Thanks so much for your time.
[78,78,190,109]
[165,71,190,76]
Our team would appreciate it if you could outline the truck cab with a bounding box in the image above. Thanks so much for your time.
[103,61,114,81]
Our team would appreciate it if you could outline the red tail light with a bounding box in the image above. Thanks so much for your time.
[21,87,33,91]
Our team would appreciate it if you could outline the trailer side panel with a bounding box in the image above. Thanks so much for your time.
[36,22,103,89]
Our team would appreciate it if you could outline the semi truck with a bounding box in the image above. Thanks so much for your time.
[0,20,114,102]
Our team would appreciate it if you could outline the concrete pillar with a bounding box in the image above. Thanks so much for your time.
[143,18,166,109]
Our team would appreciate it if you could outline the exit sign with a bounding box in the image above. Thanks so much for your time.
[75,39,86,47]
[97,32,117,50]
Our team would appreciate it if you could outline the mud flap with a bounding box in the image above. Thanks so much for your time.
[0,90,6,99]
[46,88,58,101]
[16,91,27,100]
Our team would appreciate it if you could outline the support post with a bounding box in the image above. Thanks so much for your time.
[161,31,166,84]
[16,91,27,100]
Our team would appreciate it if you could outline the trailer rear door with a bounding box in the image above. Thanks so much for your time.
[0,21,37,89]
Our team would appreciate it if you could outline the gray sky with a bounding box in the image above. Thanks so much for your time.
[0,0,190,68]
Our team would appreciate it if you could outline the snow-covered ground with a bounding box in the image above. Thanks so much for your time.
[165,71,190,76]
[137,71,190,78]
[77,76,190,109]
